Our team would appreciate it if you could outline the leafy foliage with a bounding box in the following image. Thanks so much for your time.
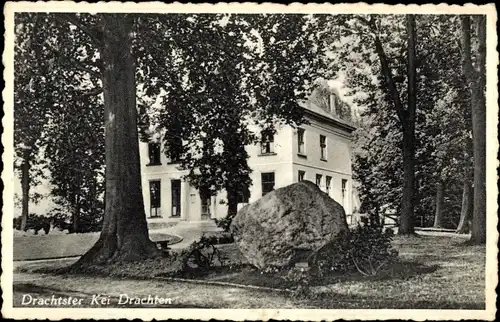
[13,214,51,235]
[179,235,226,272]
[343,15,472,228]
[313,217,398,276]
[214,214,235,233]
[14,14,105,233]
[137,14,330,221]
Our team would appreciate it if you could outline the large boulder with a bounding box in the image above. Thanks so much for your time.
[230,180,349,269]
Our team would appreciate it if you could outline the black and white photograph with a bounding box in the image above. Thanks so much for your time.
[1,2,497,320]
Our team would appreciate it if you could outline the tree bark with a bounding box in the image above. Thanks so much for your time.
[20,153,30,231]
[75,14,159,266]
[226,188,238,218]
[72,193,80,234]
[399,124,416,234]
[433,181,445,228]
[461,16,486,245]
[398,15,417,235]
[456,179,473,234]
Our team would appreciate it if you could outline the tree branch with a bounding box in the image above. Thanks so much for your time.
[82,87,103,97]
[55,13,103,48]
[372,33,406,126]
[72,59,102,78]
[357,15,406,126]
[69,88,103,102]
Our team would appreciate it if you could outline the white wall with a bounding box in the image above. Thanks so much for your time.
[140,113,355,222]
[290,116,354,214]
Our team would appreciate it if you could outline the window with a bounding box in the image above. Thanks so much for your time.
[320,135,327,160]
[316,174,322,187]
[200,187,211,218]
[297,128,305,155]
[149,180,161,217]
[171,179,181,217]
[260,132,274,155]
[261,172,275,196]
[148,142,161,165]
[298,170,306,182]
[326,176,332,195]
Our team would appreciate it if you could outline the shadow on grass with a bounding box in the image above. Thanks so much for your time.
[167,260,440,292]
[309,260,440,286]
[24,257,440,293]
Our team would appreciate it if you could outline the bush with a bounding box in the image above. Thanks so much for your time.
[13,214,51,235]
[179,235,227,272]
[203,232,234,245]
[215,213,235,232]
[49,207,103,233]
[313,216,398,276]
[284,267,312,297]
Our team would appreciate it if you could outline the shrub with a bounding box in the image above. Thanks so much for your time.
[312,216,398,276]
[284,267,312,297]
[215,213,235,233]
[203,232,234,245]
[48,207,103,233]
[180,235,226,272]
[13,214,51,234]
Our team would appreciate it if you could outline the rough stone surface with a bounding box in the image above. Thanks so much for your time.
[230,180,349,269]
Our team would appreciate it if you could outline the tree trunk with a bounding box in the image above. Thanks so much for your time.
[72,193,80,234]
[461,16,486,245]
[456,179,473,234]
[226,189,238,218]
[75,15,159,266]
[367,15,417,235]
[399,125,416,235]
[398,15,417,236]
[433,181,445,228]
[20,155,30,231]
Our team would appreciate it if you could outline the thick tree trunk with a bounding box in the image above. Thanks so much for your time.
[20,156,30,231]
[456,179,473,234]
[75,15,159,266]
[398,15,417,236]
[461,16,486,245]
[399,125,416,235]
[433,181,445,228]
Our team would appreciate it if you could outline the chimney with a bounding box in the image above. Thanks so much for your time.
[328,93,337,115]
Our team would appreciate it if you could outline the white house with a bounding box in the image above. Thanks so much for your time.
[140,94,356,224]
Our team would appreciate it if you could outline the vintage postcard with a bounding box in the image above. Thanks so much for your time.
[2,1,498,320]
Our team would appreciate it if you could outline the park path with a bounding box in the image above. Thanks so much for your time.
[154,221,222,249]
[13,221,222,261]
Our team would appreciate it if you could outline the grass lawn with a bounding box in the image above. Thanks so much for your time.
[304,234,486,309]
[13,233,485,309]
[14,232,182,261]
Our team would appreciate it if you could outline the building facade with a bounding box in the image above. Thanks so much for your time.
[140,98,356,224]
